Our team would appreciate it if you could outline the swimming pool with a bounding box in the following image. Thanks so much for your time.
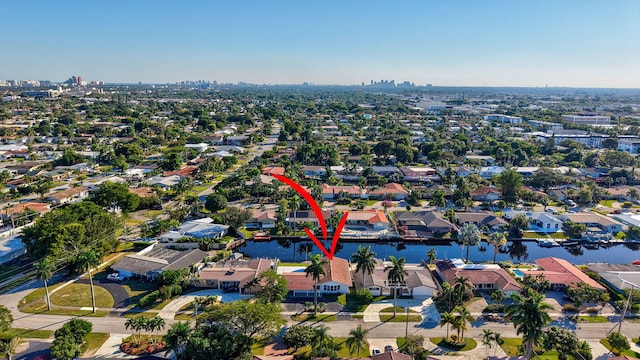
[512,269,525,278]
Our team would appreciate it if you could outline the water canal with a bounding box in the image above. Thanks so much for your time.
[239,239,640,265]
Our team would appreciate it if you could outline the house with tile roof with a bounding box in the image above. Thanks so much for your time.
[435,259,522,295]
[345,210,390,231]
[197,257,273,293]
[369,183,409,200]
[455,211,508,231]
[471,186,502,202]
[261,166,285,176]
[396,211,456,236]
[321,184,366,200]
[45,186,89,205]
[521,257,605,292]
[280,257,352,297]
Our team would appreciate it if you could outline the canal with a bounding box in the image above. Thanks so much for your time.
[239,239,640,265]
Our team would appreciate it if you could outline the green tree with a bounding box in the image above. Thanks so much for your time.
[76,249,100,313]
[458,223,480,263]
[346,325,368,358]
[521,274,551,293]
[352,245,376,290]
[305,254,328,313]
[430,189,447,207]
[482,329,494,360]
[90,181,140,213]
[204,193,227,212]
[452,306,474,341]
[310,325,339,359]
[490,289,506,304]
[0,336,19,360]
[487,231,507,263]
[385,255,408,316]
[453,276,474,305]
[35,257,54,311]
[566,282,601,313]
[563,221,587,239]
[219,206,252,234]
[607,332,630,354]
[402,334,427,360]
[542,326,582,360]
[283,325,315,352]
[200,300,285,340]
[504,288,553,359]
[509,213,530,237]
[0,305,13,332]
[244,269,288,304]
[439,311,454,340]
[185,323,252,360]
[495,169,523,203]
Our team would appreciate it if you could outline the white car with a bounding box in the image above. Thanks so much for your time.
[371,348,381,355]
[107,273,123,282]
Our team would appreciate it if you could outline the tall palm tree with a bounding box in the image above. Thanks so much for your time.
[384,256,408,317]
[149,316,165,344]
[487,231,508,264]
[289,195,301,232]
[304,254,328,314]
[166,322,191,360]
[125,317,136,339]
[482,329,494,359]
[427,247,437,264]
[458,223,481,263]
[492,332,504,358]
[311,325,339,358]
[627,188,639,201]
[0,336,20,360]
[35,257,54,311]
[454,306,474,341]
[352,245,376,290]
[504,288,552,359]
[439,311,454,340]
[453,276,474,305]
[76,249,100,313]
[346,325,368,358]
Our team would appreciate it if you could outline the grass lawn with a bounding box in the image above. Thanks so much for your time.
[600,200,618,208]
[123,312,160,319]
[2,328,53,339]
[500,338,561,359]
[325,291,386,312]
[125,218,143,226]
[20,283,64,306]
[251,338,268,356]
[380,314,422,322]
[430,337,478,352]
[49,284,114,308]
[600,338,640,357]
[578,315,608,323]
[291,313,336,322]
[364,199,379,206]
[120,279,158,307]
[82,333,110,357]
[19,304,108,317]
[522,231,567,239]
[293,337,369,358]
[380,306,419,313]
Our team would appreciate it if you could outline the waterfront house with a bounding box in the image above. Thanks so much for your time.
[302,165,327,180]
[280,257,352,297]
[345,210,390,231]
[585,263,640,294]
[286,210,332,229]
[160,218,229,243]
[247,209,277,230]
[504,210,564,233]
[435,259,522,295]
[196,257,273,293]
[559,212,624,234]
[455,212,508,232]
[396,211,456,236]
[353,260,438,297]
[261,166,285,176]
[321,184,366,200]
[521,257,605,292]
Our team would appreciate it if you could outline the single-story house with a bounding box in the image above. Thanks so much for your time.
[45,186,89,205]
[196,257,273,293]
[559,212,624,234]
[471,187,502,202]
[520,257,605,292]
[321,184,366,200]
[147,175,182,189]
[345,210,390,231]
[478,166,505,179]
[371,166,401,177]
[246,209,277,230]
[396,211,456,235]
[261,166,285,176]
[353,260,438,297]
[435,259,522,295]
[302,166,327,180]
[400,166,438,182]
[280,257,352,297]
[111,245,208,280]
[160,218,229,243]
[586,263,640,294]
[455,212,508,231]
[369,183,409,200]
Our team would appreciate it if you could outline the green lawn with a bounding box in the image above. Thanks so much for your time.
[20,283,64,306]
[364,199,379,206]
[123,312,159,319]
[2,328,53,339]
[82,333,110,356]
[522,231,567,239]
[251,338,268,356]
[430,337,478,352]
[500,338,562,359]
[291,313,337,322]
[599,200,618,208]
[379,314,422,322]
[120,279,158,307]
[578,315,608,323]
[380,306,419,313]
[600,338,640,357]
[49,284,114,308]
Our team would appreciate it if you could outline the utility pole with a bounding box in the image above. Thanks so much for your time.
[405,300,410,338]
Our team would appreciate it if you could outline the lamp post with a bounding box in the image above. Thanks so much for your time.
[405,301,410,338]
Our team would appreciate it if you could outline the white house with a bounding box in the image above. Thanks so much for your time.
[185,143,209,152]
[280,257,352,297]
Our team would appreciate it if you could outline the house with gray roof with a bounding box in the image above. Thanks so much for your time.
[160,218,229,243]
[111,245,208,279]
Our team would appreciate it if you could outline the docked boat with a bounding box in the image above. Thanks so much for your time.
[632,260,640,266]
[253,232,271,241]
[561,240,580,247]
[538,239,559,248]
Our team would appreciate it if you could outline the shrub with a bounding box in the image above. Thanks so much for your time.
[483,304,505,313]
[336,197,351,205]
[562,304,577,313]
[586,307,600,314]
[355,289,373,303]
[139,290,160,308]
[623,202,633,208]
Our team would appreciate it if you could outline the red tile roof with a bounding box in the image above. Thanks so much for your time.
[164,165,199,177]
[262,166,285,176]
[128,187,156,198]
[532,257,605,290]
[1,202,51,216]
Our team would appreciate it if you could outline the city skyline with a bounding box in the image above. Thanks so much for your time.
[3,0,640,88]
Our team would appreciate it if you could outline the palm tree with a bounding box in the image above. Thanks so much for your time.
[504,288,552,359]
[289,195,301,232]
[439,311,454,340]
[487,231,508,264]
[384,256,408,317]
[125,317,136,340]
[76,249,100,313]
[35,257,54,311]
[627,188,639,201]
[427,247,437,264]
[311,325,339,358]
[482,329,494,359]
[352,245,376,290]
[458,223,481,263]
[492,332,504,358]
[453,276,474,305]
[346,325,368,358]
[454,306,474,341]
[149,316,165,344]
[166,322,191,360]
[304,254,328,314]
[0,336,20,360]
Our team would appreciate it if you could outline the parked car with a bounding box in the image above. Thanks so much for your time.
[371,348,381,355]
[384,345,394,352]
[107,273,123,282]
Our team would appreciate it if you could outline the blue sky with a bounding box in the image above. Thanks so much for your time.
[3,1,640,87]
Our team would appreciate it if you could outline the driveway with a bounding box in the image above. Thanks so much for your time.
[77,279,130,308]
